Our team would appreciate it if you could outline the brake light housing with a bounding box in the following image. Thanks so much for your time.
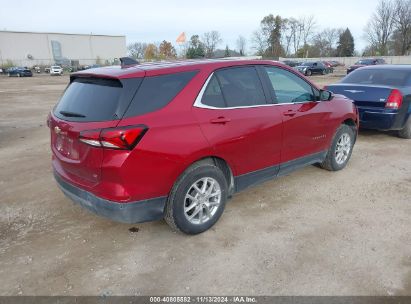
[385,89,403,109]
[79,125,148,150]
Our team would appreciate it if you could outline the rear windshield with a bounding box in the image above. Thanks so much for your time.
[54,78,126,122]
[341,69,411,86]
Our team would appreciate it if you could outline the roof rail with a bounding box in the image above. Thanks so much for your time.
[120,57,139,68]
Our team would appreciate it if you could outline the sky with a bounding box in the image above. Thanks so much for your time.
[0,0,378,55]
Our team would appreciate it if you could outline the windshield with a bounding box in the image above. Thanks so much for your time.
[300,62,313,67]
[355,59,375,65]
[341,69,411,86]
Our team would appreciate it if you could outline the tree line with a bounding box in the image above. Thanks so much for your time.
[127,31,244,60]
[364,0,411,56]
[127,0,411,60]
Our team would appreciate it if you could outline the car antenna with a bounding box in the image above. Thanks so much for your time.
[120,57,139,68]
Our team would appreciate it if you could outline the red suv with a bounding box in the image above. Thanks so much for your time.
[49,59,358,234]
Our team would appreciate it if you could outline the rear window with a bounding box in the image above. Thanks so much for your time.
[341,69,411,86]
[124,71,198,117]
[201,66,266,108]
[54,78,128,122]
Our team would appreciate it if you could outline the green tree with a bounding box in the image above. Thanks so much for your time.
[336,28,355,56]
[186,35,205,59]
[260,14,285,57]
[224,45,230,57]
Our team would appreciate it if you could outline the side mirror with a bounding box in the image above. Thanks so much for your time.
[319,90,333,101]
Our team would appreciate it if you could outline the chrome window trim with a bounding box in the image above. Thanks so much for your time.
[193,72,316,110]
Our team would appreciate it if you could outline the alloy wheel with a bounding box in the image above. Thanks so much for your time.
[184,177,221,225]
[335,133,351,165]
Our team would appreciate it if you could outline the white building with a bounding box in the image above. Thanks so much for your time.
[0,30,126,67]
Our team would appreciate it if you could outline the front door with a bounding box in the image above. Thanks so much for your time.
[193,66,283,189]
[262,66,332,170]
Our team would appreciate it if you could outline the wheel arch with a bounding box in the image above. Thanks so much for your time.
[342,118,358,143]
[179,156,235,197]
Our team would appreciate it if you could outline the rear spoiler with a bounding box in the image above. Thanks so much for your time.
[120,57,139,68]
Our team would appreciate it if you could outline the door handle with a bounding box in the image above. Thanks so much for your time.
[283,110,296,117]
[210,117,231,124]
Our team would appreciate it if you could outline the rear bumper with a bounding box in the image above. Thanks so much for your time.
[358,107,408,130]
[54,171,166,224]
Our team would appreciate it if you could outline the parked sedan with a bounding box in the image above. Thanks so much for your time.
[326,65,411,138]
[7,67,33,77]
[296,61,328,76]
[323,61,334,73]
[347,58,385,74]
[49,59,358,234]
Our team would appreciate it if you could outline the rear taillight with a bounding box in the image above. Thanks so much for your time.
[385,89,403,109]
[79,125,147,150]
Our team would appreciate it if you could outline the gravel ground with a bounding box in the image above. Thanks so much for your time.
[0,72,410,296]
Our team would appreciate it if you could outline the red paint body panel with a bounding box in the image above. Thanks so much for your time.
[50,60,358,206]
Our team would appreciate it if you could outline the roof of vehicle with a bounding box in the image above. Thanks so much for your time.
[354,64,411,70]
[71,59,284,79]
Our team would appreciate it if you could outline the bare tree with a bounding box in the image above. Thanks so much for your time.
[288,18,304,55]
[236,35,247,56]
[365,0,396,55]
[281,19,294,56]
[393,0,411,55]
[202,31,222,58]
[127,42,148,59]
[300,15,316,46]
[251,30,268,56]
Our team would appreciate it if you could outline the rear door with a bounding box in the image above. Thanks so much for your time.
[50,77,140,187]
[263,66,333,165]
[193,66,283,181]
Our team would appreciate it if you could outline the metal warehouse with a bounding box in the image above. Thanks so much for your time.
[0,30,126,67]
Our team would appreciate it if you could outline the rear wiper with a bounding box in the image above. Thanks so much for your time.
[59,111,86,118]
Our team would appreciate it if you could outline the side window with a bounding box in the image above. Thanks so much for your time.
[201,75,226,108]
[125,71,198,117]
[264,67,316,104]
[215,67,267,107]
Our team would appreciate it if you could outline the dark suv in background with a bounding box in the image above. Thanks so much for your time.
[295,61,328,76]
[347,58,386,74]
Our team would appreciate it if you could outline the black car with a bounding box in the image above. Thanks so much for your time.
[295,61,327,76]
[7,67,33,77]
[347,58,386,74]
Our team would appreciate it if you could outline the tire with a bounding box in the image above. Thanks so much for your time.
[165,161,228,235]
[321,124,355,171]
[17,73,21,77]
[398,116,411,139]
[306,69,312,76]
[322,69,327,75]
